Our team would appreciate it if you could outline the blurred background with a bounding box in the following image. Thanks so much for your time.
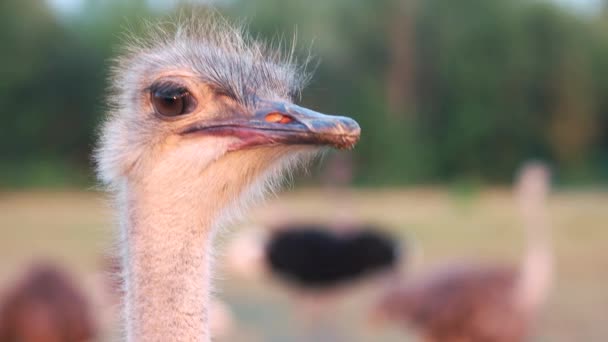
[1,0,607,341]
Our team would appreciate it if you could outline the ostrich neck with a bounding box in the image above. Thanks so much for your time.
[115,147,294,341]
[120,181,222,342]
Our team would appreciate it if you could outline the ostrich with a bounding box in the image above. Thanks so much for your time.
[224,153,399,341]
[223,223,399,341]
[95,15,360,342]
[0,262,96,342]
[372,162,553,342]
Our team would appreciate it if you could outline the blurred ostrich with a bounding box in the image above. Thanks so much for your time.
[224,153,400,341]
[0,262,96,342]
[223,222,400,342]
[95,15,360,342]
[373,162,553,342]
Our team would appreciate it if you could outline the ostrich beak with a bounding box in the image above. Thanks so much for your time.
[182,101,361,150]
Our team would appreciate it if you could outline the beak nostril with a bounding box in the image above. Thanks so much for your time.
[265,112,293,124]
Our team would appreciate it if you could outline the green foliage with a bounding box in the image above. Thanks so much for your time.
[1,0,607,187]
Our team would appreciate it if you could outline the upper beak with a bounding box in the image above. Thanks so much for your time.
[182,101,361,151]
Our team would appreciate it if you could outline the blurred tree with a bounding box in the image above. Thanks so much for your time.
[0,0,155,187]
[0,0,100,185]
[1,0,607,187]
[386,0,417,118]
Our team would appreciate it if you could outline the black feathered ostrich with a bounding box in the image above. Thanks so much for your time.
[372,162,553,342]
[95,15,360,342]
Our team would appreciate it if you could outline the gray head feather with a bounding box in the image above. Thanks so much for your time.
[111,14,311,109]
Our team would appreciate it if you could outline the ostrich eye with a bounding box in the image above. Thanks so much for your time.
[150,82,196,117]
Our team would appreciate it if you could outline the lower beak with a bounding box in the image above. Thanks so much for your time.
[182,101,361,150]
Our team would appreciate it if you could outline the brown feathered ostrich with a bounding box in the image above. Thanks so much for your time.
[95,16,360,342]
[373,162,553,342]
[0,262,96,342]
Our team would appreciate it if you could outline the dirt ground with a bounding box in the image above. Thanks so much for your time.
[0,188,606,341]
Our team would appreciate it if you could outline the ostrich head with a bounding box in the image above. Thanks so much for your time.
[96,17,360,208]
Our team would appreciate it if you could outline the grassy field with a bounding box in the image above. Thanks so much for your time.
[1,188,607,341]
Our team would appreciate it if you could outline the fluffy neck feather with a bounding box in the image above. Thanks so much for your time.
[117,147,310,342]
[120,182,213,342]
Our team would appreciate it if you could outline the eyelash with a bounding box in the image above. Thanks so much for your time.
[148,82,240,103]
[148,82,188,98]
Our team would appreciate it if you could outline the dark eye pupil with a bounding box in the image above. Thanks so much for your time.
[152,91,186,117]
